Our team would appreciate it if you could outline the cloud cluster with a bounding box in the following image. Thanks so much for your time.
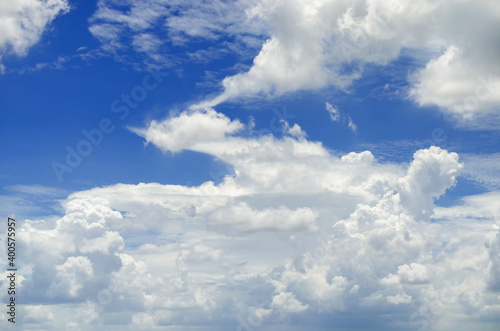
[0,0,69,71]
[5,108,499,330]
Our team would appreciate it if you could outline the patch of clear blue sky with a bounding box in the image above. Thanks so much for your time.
[0,0,497,207]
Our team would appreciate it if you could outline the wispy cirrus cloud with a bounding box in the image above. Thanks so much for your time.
[88,0,266,68]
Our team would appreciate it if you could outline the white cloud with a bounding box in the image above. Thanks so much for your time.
[326,102,340,121]
[184,0,500,126]
[4,184,67,197]
[88,0,264,67]
[0,0,69,67]
[79,231,124,254]
[347,115,358,132]
[23,305,54,324]
[460,153,500,190]
[325,102,358,132]
[132,108,244,153]
[86,0,500,124]
[271,292,308,313]
[208,202,319,233]
[6,108,499,330]
[486,221,500,292]
[409,46,500,120]
[382,263,430,285]
[433,191,500,221]
[397,146,462,220]
[397,263,430,284]
[1,0,493,327]
[131,33,162,59]
[86,0,500,125]
[341,150,374,163]
[10,197,125,311]
[286,123,307,138]
[50,108,498,329]
[48,256,94,298]
[386,293,412,305]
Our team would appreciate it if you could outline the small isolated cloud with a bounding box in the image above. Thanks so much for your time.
[347,115,358,132]
[326,102,340,121]
[325,102,358,132]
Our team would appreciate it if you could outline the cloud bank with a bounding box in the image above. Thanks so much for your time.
[4,108,499,330]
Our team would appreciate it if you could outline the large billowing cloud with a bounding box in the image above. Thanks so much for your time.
[4,108,499,330]
[0,0,69,71]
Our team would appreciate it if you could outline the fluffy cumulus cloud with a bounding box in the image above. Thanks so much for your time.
[4,108,499,330]
[181,0,499,125]
[0,0,69,71]
[132,108,244,153]
[2,1,498,330]
[0,197,127,328]
[397,147,462,220]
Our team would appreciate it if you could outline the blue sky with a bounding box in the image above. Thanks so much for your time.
[1,0,500,330]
